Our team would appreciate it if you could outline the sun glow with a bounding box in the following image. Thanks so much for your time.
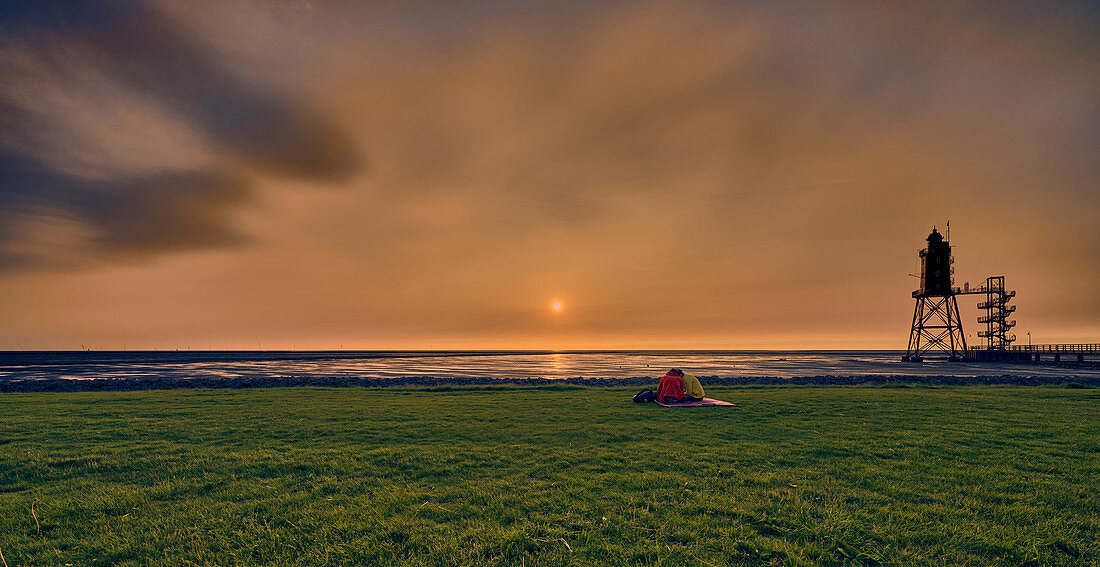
[551,301,563,313]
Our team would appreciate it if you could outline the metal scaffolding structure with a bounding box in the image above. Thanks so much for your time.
[904,294,967,361]
[975,276,1016,350]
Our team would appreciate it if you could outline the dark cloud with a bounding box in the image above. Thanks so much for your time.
[0,0,362,270]
[0,144,249,270]
[0,0,135,41]
[80,3,362,181]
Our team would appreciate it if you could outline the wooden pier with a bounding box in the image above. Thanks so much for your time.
[969,344,1100,363]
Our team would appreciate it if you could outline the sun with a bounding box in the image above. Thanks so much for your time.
[551,301,563,313]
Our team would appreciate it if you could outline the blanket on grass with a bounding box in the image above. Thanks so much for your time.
[655,397,736,408]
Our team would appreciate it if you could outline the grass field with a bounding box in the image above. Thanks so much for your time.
[1,385,1097,566]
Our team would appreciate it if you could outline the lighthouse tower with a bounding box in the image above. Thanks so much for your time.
[903,228,968,361]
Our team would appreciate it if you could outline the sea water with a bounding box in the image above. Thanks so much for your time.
[2,350,1098,382]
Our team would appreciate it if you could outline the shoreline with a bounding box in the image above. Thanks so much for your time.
[2,373,1097,393]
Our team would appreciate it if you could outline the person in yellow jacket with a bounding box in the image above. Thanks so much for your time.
[681,372,705,401]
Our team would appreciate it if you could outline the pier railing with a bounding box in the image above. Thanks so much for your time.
[967,344,1098,362]
[1007,344,1100,354]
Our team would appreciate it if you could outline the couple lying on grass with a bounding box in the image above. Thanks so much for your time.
[634,368,704,404]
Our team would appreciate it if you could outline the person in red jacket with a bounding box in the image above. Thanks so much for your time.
[656,368,687,403]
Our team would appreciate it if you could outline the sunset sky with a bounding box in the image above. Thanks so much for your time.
[1,0,1097,350]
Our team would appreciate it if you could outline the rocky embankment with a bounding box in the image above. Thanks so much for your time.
[2,374,1097,392]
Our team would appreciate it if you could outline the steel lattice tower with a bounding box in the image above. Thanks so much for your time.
[977,275,1016,350]
[903,228,968,361]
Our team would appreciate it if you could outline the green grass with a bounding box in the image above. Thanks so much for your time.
[1,385,1097,566]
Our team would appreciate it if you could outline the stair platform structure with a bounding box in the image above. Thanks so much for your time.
[958,275,1016,352]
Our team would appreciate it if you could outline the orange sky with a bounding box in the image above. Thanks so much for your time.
[1,0,1097,350]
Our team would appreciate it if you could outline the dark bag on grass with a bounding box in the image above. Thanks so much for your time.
[633,388,658,403]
